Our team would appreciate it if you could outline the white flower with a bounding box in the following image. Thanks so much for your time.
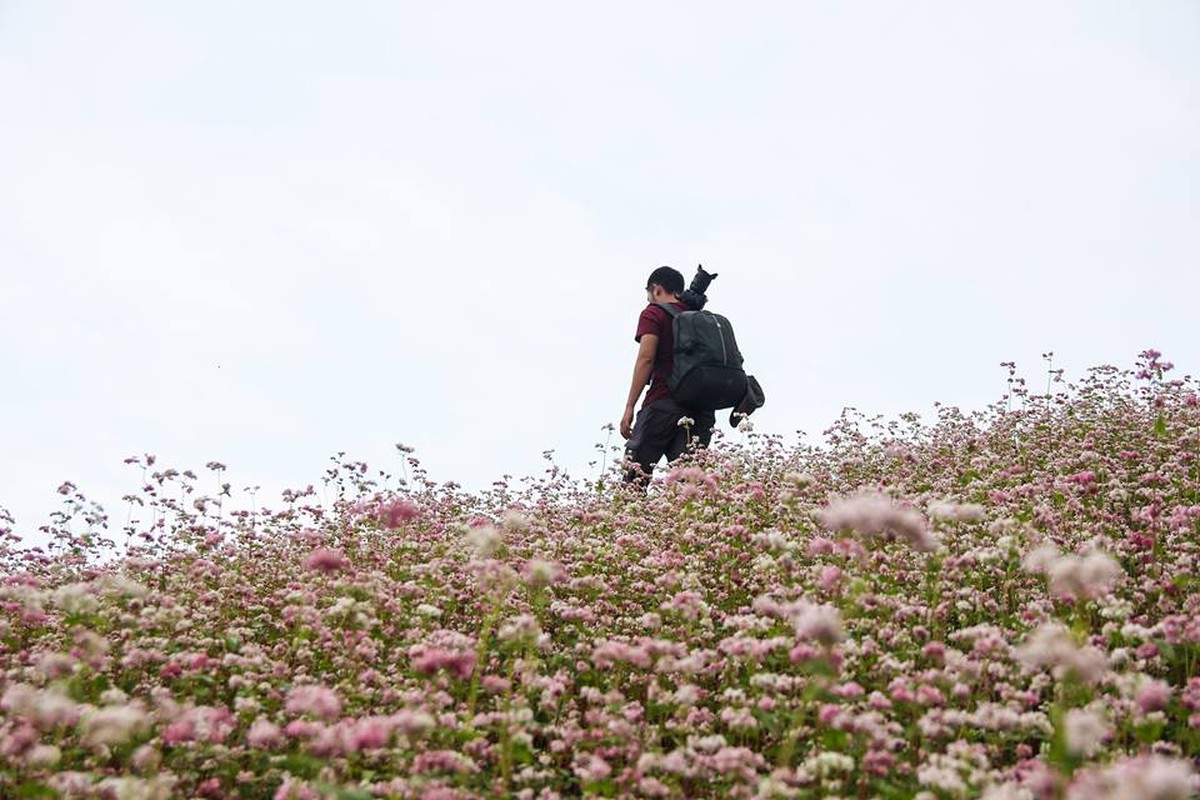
[672,684,701,706]
[38,651,78,680]
[928,500,986,522]
[980,783,1032,800]
[465,525,502,557]
[1100,599,1133,620]
[51,583,99,615]
[524,558,562,588]
[786,472,815,487]
[804,750,854,776]
[95,776,177,800]
[1015,623,1108,684]
[1066,755,1195,800]
[1,683,37,715]
[1021,543,1060,574]
[79,703,150,746]
[500,510,531,532]
[1046,550,1123,600]
[96,574,149,599]
[24,744,61,768]
[1063,708,1109,756]
[818,491,939,552]
[498,614,541,643]
[752,529,790,553]
[677,416,695,428]
[691,734,727,753]
[792,602,845,646]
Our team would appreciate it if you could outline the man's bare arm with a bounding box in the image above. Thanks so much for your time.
[621,334,658,438]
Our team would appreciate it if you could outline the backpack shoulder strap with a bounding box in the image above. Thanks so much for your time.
[656,302,682,318]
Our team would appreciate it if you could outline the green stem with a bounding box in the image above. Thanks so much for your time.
[466,605,502,720]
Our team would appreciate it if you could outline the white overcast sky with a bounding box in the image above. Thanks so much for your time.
[2,2,1197,543]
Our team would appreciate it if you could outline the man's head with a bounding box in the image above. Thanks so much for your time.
[645,266,685,303]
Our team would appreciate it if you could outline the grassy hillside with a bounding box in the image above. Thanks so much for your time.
[1,351,1197,798]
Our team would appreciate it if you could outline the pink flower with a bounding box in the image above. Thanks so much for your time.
[391,709,436,737]
[576,755,612,783]
[916,684,945,706]
[0,723,38,759]
[1065,470,1097,486]
[832,681,865,699]
[863,749,895,776]
[1015,623,1108,684]
[522,558,565,588]
[789,643,819,663]
[1063,708,1109,757]
[1136,679,1173,714]
[283,720,323,738]
[307,724,347,757]
[664,466,719,494]
[197,778,222,798]
[274,777,321,800]
[818,565,843,592]
[161,706,234,745]
[246,719,283,750]
[792,602,844,646]
[1066,755,1195,800]
[818,491,939,552]
[1045,550,1123,600]
[375,498,420,529]
[817,703,842,725]
[348,717,392,751]
[285,685,343,721]
[409,646,476,680]
[304,547,348,574]
[807,536,836,556]
[413,749,479,775]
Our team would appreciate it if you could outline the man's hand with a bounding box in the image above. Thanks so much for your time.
[620,406,635,440]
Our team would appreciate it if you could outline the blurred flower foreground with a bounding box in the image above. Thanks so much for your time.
[2,352,1198,799]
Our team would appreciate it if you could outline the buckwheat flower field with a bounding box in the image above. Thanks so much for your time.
[2,352,1198,799]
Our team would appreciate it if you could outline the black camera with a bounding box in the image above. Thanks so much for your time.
[678,264,717,310]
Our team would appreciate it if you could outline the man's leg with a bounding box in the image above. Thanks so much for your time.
[622,403,675,488]
[694,409,716,448]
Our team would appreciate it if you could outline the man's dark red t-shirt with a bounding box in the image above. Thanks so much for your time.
[635,301,688,406]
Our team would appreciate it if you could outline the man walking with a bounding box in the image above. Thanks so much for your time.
[620,267,717,487]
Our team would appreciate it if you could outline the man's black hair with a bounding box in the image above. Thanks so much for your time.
[646,266,685,295]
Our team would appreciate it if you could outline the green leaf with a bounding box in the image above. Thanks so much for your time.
[1135,719,1165,744]
[1154,415,1167,436]
[583,778,619,797]
[1171,573,1197,590]
[872,779,915,799]
[281,752,324,779]
[14,783,58,799]
[821,728,849,750]
[510,738,535,765]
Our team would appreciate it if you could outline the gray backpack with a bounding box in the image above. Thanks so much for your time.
[657,303,748,410]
